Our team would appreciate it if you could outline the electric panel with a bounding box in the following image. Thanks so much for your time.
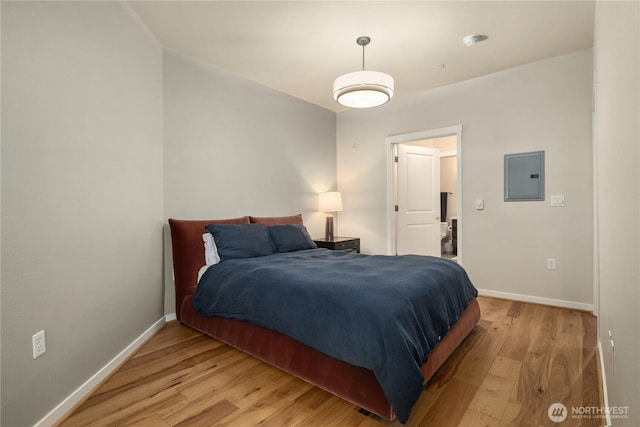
[504,151,545,201]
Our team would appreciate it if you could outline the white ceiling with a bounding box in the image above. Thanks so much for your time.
[128,1,595,112]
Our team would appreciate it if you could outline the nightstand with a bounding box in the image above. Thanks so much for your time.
[314,237,360,253]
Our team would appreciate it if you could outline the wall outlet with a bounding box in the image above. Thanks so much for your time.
[547,258,557,270]
[32,330,46,359]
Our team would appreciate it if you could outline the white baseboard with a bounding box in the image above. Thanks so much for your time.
[165,312,177,322]
[598,340,612,426]
[35,317,166,427]
[478,289,594,312]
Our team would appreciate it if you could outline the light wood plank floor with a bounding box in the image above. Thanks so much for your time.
[58,297,601,426]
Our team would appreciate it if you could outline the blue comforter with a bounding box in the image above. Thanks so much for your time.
[193,249,477,423]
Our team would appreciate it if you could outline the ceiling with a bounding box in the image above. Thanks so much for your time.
[128,1,595,112]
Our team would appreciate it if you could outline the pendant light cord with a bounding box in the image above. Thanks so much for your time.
[356,36,371,71]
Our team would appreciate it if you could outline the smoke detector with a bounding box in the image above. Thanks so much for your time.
[463,35,488,46]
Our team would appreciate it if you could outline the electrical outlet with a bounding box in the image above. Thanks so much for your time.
[547,258,557,270]
[32,330,46,359]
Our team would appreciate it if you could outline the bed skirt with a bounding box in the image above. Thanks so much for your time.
[179,295,481,421]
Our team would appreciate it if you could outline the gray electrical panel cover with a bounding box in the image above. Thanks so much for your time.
[504,151,545,201]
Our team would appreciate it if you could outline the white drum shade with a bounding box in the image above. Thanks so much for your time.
[333,70,394,108]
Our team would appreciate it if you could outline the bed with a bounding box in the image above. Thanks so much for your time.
[168,214,480,423]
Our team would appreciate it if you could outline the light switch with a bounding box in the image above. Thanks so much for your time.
[550,195,565,207]
[475,199,484,210]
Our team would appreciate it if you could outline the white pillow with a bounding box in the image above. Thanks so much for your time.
[197,264,211,283]
[203,233,220,265]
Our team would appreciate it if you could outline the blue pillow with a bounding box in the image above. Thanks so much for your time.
[205,223,275,261]
[268,224,317,253]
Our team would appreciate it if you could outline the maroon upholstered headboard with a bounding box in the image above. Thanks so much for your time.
[249,214,303,225]
[168,214,305,320]
[168,216,250,320]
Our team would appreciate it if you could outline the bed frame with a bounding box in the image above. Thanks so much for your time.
[168,216,481,421]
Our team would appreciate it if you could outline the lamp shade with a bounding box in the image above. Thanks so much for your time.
[318,192,343,212]
[333,70,394,108]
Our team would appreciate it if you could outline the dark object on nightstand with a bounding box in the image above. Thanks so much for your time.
[314,237,360,253]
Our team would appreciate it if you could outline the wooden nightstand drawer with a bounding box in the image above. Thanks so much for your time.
[313,237,360,253]
[333,239,359,251]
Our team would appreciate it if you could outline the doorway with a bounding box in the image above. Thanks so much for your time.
[386,126,463,262]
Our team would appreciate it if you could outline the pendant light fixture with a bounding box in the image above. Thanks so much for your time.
[333,36,394,109]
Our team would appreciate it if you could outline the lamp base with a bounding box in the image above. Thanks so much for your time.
[325,215,334,241]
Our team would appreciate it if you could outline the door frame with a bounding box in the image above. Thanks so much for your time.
[385,125,463,262]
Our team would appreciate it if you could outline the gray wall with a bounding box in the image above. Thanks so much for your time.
[0,2,3,422]
[1,2,337,423]
[594,1,640,424]
[1,2,164,426]
[337,50,594,308]
[162,50,337,314]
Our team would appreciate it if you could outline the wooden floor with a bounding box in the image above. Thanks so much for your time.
[58,297,601,427]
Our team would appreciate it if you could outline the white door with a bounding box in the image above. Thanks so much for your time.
[396,144,441,256]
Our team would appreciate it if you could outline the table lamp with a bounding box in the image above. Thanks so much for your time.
[318,191,343,241]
